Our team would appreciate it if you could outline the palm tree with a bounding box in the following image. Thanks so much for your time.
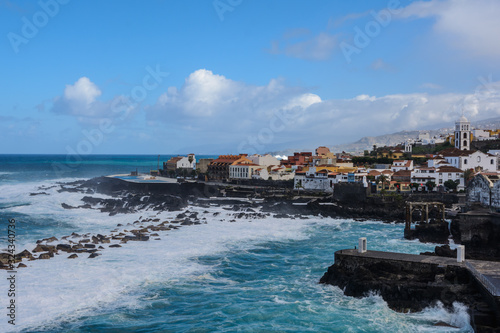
[295,180,303,194]
[464,168,474,185]
[379,174,388,191]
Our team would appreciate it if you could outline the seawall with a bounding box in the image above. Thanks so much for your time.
[320,249,500,331]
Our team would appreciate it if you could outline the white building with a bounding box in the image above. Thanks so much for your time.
[229,161,260,179]
[391,160,414,172]
[165,154,196,171]
[455,116,472,150]
[404,140,413,153]
[441,149,497,172]
[411,165,464,190]
[247,154,280,167]
[435,166,464,189]
[473,129,495,141]
[294,167,335,192]
[411,167,437,186]
[252,166,295,181]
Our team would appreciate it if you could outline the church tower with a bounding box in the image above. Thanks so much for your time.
[455,115,471,150]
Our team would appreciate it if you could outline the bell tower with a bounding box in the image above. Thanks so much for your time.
[455,115,471,150]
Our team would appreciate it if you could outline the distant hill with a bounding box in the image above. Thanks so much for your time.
[269,116,500,156]
[330,129,446,153]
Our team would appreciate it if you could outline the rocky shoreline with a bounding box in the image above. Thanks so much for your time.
[319,251,498,331]
[0,177,290,269]
[3,176,498,330]
[0,176,463,269]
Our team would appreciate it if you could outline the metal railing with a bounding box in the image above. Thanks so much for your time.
[465,262,500,296]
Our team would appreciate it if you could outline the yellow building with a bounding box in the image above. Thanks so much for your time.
[302,165,358,173]
[376,181,411,192]
[377,149,405,159]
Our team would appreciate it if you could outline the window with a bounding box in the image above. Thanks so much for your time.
[491,159,494,165]
[477,156,481,163]
[463,140,467,147]
[463,133,467,139]
[464,159,468,165]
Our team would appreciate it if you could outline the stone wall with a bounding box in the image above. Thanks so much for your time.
[333,183,370,203]
[451,212,500,260]
[320,251,498,330]
[467,175,492,208]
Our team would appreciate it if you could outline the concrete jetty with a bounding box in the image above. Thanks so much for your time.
[328,248,500,331]
[337,249,500,297]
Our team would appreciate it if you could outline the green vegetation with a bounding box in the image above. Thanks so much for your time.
[444,179,459,191]
[352,156,393,165]
[425,181,436,191]
[410,141,452,155]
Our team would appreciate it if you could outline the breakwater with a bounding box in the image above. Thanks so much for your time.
[320,249,500,332]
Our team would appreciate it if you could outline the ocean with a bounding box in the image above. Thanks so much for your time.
[0,155,473,332]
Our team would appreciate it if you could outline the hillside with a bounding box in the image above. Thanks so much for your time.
[269,116,500,156]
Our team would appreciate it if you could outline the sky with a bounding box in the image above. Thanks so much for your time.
[1,0,500,155]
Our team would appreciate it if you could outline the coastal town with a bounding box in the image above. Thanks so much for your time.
[3,115,500,332]
[159,115,500,202]
[4,1,500,332]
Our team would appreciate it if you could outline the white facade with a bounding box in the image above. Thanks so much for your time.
[404,140,412,153]
[435,166,464,190]
[473,129,494,141]
[411,166,464,190]
[229,163,260,179]
[294,167,335,192]
[252,166,295,181]
[455,116,471,150]
[247,154,280,167]
[443,151,497,171]
[418,132,430,140]
[176,154,196,169]
[411,167,437,186]
[391,160,413,172]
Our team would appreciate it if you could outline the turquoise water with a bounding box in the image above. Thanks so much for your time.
[0,156,473,332]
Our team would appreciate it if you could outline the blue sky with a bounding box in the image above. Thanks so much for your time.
[2,0,500,154]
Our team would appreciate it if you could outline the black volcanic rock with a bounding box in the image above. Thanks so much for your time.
[56,244,72,252]
[320,252,497,330]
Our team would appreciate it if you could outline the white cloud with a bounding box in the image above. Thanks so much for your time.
[46,70,500,153]
[51,77,135,125]
[399,0,500,58]
[147,69,500,152]
[370,58,394,72]
[329,10,371,28]
[149,69,318,122]
[63,77,101,105]
[268,30,338,61]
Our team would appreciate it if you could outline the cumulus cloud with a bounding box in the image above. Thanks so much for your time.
[148,69,320,124]
[399,0,500,58]
[268,29,338,61]
[47,70,500,153]
[63,77,101,105]
[51,77,135,125]
[147,69,500,152]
